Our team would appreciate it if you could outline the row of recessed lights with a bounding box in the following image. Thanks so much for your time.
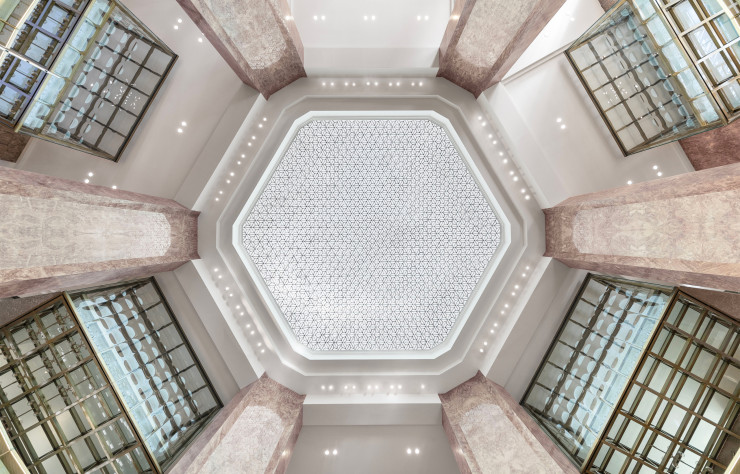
[479,264,532,354]
[172,17,205,43]
[310,14,430,21]
[214,117,266,202]
[627,164,664,186]
[214,266,267,355]
[210,115,269,357]
[321,80,425,87]
[476,115,531,201]
[323,447,421,456]
[319,383,432,393]
[82,171,118,190]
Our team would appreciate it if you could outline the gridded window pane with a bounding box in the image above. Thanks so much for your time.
[0,298,154,473]
[567,0,729,155]
[583,295,740,473]
[522,275,673,465]
[69,279,220,470]
[1,0,175,161]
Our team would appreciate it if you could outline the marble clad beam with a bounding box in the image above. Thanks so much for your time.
[545,163,740,292]
[176,0,306,99]
[169,374,305,474]
[680,286,740,323]
[0,125,29,163]
[439,372,577,474]
[679,122,740,171]
[0,167,199,298]
[599,0,619,9]
[437,0,566,97]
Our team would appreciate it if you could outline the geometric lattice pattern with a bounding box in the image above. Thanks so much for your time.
[242,119,501,351]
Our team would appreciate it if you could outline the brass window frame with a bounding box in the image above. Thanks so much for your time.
[0,277,223,473]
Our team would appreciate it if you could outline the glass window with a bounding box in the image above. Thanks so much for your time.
[521,275,673,465]
[0,298,154,473]
[69,279,220,471]
[583,295,740,473]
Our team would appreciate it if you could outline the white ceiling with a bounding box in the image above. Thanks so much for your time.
[286,425,458,474]
[291,0,451,49]
[291,0,451,73]
[2,2,703,466]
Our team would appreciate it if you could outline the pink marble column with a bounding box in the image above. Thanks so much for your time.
[679,122,740,171]
[439,372,577,474]
[169,374,304,474]
[545,163,740,292]
[599,0,619,10]
[0,167,199,298]
[680,286,740,323]
[176,0,305,99]
[0,125,29,163]
[437,0,566,97]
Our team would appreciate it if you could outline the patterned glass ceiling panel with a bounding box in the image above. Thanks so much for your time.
[242,118,501,352]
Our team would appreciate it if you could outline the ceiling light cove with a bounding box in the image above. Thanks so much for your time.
[238,115,504,356]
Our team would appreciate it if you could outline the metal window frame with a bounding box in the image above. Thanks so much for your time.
[0,277,223,473]
[582,291,740,473]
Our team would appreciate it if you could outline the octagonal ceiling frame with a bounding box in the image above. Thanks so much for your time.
[232,110,512,361]
[183,78,545,393]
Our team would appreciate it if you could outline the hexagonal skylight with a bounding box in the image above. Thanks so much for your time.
[241,117,502,352]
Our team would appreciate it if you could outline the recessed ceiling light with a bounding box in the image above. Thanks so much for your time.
[657,172,663,176]
[407,448,412,454]
[173,25,179,30]
[177,128,183,133]
[181,121,187,127]
[652,165,658,170]
[177,18,182,23]
[324,450,330,455]
[111,185,117,189]
[197,37,203,43]
[415,448,420,454]
[627,180,633,185]
[84,179,89,184]
[314,15,318,20]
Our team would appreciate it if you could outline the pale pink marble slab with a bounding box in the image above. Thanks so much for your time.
[169,374,304,474]
[437,0,566,97]
[439,372,579,474]
[0,167,198,298]
[545,163,740,292]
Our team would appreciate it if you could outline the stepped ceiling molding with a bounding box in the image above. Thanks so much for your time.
[182,78,545,393]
